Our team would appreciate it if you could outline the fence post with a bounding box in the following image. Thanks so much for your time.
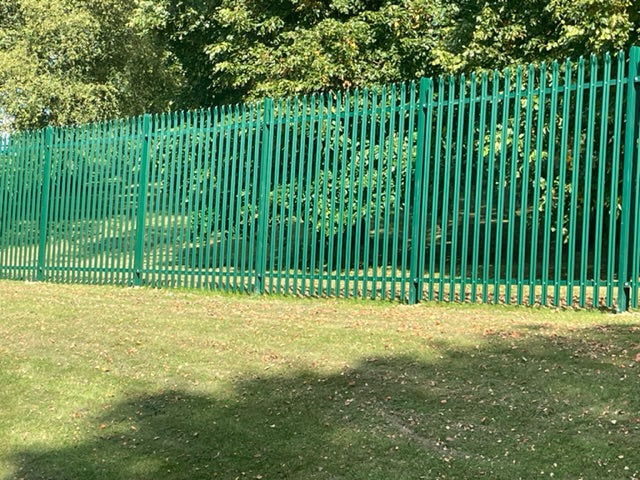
[618,47,640,312]
[133,114,153,287]
[36,126,53,281]
[408,78,431,304]
[255,99,275,294]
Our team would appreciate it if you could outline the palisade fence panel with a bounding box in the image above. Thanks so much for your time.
[414,52,629,309]
[0,130,46,280]
[142,106,262,291]
[261,86,418,300]
[42,118,145,285]
[1,48,640,310]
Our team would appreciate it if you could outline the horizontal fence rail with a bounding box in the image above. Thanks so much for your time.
[1,47,640,310]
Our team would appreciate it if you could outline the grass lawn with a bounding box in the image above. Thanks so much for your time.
[1,280,639,480]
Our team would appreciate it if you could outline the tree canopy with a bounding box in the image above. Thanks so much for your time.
[1,0,639,129]
[0,0,182,129]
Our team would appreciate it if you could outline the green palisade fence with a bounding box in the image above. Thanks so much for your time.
[2,48,640,310]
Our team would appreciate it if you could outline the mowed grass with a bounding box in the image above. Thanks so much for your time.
[1,281,639,480]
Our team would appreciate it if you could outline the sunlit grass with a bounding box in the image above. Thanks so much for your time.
[1,280,639,479]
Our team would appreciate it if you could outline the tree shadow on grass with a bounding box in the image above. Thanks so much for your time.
[12,323,640,480]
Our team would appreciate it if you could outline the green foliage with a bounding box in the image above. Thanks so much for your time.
[443,0,635,72]
[0,0,183,130]
[200,0,450,102]
[164,0,639,104]
[2,0,639,129]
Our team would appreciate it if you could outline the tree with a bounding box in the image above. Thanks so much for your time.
[160,0,640,104]
[200,0,456,102]
[2,0,639,126]
[440,0,636,72]
[0,0,183,130]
